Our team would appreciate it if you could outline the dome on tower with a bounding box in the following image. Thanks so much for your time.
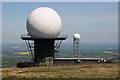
[26,7,62,37]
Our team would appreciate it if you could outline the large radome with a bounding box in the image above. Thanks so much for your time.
[27,7,62,37]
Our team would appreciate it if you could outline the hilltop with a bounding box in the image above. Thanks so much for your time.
[1,63,119,79]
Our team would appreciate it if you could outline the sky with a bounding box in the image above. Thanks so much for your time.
[1,0,120,2]
[2,2,118,43]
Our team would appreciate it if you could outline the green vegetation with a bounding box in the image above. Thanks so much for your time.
[15,52,30,55]
[2,63,119,78]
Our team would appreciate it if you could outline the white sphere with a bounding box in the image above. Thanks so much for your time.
[27,7,62,37]
[74,33,80,39]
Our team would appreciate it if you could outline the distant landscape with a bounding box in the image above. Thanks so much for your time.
[2,42,118,68]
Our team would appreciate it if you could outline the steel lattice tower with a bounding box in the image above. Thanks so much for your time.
[73,33,80,58]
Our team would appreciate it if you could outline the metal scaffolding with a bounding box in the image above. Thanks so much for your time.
[73,37,80,58]
[25,40,34,61]
[21,35,67,66]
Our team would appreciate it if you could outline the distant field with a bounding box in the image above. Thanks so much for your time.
[1,63,119,79]
[15,52,31,55]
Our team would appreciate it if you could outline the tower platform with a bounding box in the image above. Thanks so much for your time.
[21,35,67,40]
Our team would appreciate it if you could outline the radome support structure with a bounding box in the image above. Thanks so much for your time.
[21,35,67,66]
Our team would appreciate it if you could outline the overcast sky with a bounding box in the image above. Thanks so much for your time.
[2,2,118,43]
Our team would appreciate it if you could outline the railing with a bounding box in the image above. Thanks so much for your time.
[21,35,67,38]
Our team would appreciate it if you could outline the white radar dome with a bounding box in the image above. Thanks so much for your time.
[73,33,80,39]
[27,7,62,37]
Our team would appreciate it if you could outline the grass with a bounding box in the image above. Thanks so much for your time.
[1,63,119,78]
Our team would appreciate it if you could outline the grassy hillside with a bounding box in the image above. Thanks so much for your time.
[1,63,119,79]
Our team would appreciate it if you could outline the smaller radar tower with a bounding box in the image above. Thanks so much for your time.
[73,33,80,58]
